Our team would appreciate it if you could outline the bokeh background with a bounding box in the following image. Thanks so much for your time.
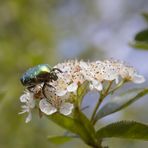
[0,0,148,148]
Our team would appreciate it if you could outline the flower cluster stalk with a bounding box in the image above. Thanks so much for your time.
[90,81,113,124]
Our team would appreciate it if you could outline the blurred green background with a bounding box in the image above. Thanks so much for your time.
[0,0,148,148]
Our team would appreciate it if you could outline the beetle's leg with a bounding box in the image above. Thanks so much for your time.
[49,68,62,82]
[27,85,35,92]
[52,68,63,73]
[42,83,47,98]
[42,83,55,98]
[45,83,56,89]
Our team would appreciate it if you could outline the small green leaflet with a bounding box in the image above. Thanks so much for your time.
[97,121,148,140]
[93,88,148,124]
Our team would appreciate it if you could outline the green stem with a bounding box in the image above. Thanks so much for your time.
[90,93,103,123]
[108,80,126,95]
[92,80,126,125]
[103,81,113,96]
[90,81,113,124]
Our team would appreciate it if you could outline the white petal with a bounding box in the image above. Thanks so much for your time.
[21,105,29,109]
[28,98,35,108]
[79,61,88,69]
[25,112,32,123]
[60,92,70,100]
[18,109,28,114]
[60,103,74,115]
[39,99,57,115]
[67,82,78,93]
[63,66,71,72]
[92,80,103,91]
[56,90,67,97]
[104,70,118,81]
[20,105,30,113]
[115,76,119,84]
[132,74,145,84]
[20,94,28,102]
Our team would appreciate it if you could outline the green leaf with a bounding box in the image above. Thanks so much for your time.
[131,28,148,50]
[131,42,148,50]
[93,88,148,123]
[48,113,87,141]
[73,107,96,141]
[135,29,148,42]
[96,121,148,140]
[142,13,148,22]
[48,136,72,144]
[131,12,148,50]
[48,113,94,146]
[77,81,89,106]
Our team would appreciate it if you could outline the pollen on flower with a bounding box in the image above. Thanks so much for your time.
[19,59,145,122]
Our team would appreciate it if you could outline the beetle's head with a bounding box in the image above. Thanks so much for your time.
[20,75,32,87]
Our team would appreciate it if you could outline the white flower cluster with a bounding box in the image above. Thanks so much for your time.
[19,59,145,123]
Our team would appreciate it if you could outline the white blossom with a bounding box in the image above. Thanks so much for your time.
[59,102,74,115]
[39,99,57,115]
[19,91,35,123]
[52,60,85,96]
[80,61,103,91]
[102,59,145,84]
[132,73,145,84]
[39,98,74,115]
[89,79,103,91]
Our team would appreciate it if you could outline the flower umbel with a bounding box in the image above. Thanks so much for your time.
[19,59,145,123]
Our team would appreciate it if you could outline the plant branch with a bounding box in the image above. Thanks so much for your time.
[92,80,127,125]
[90,81,113,124]
[108,80,126,95]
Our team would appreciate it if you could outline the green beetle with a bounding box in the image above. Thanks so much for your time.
[20,64,62,97]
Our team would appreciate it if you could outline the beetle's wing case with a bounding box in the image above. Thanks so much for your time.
[20,64,52,86]
[35,64,51,74]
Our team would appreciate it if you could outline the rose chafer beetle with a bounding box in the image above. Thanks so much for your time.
[20,64,62,97]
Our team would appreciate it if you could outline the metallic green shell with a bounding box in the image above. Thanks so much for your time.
[20,64,52,86]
